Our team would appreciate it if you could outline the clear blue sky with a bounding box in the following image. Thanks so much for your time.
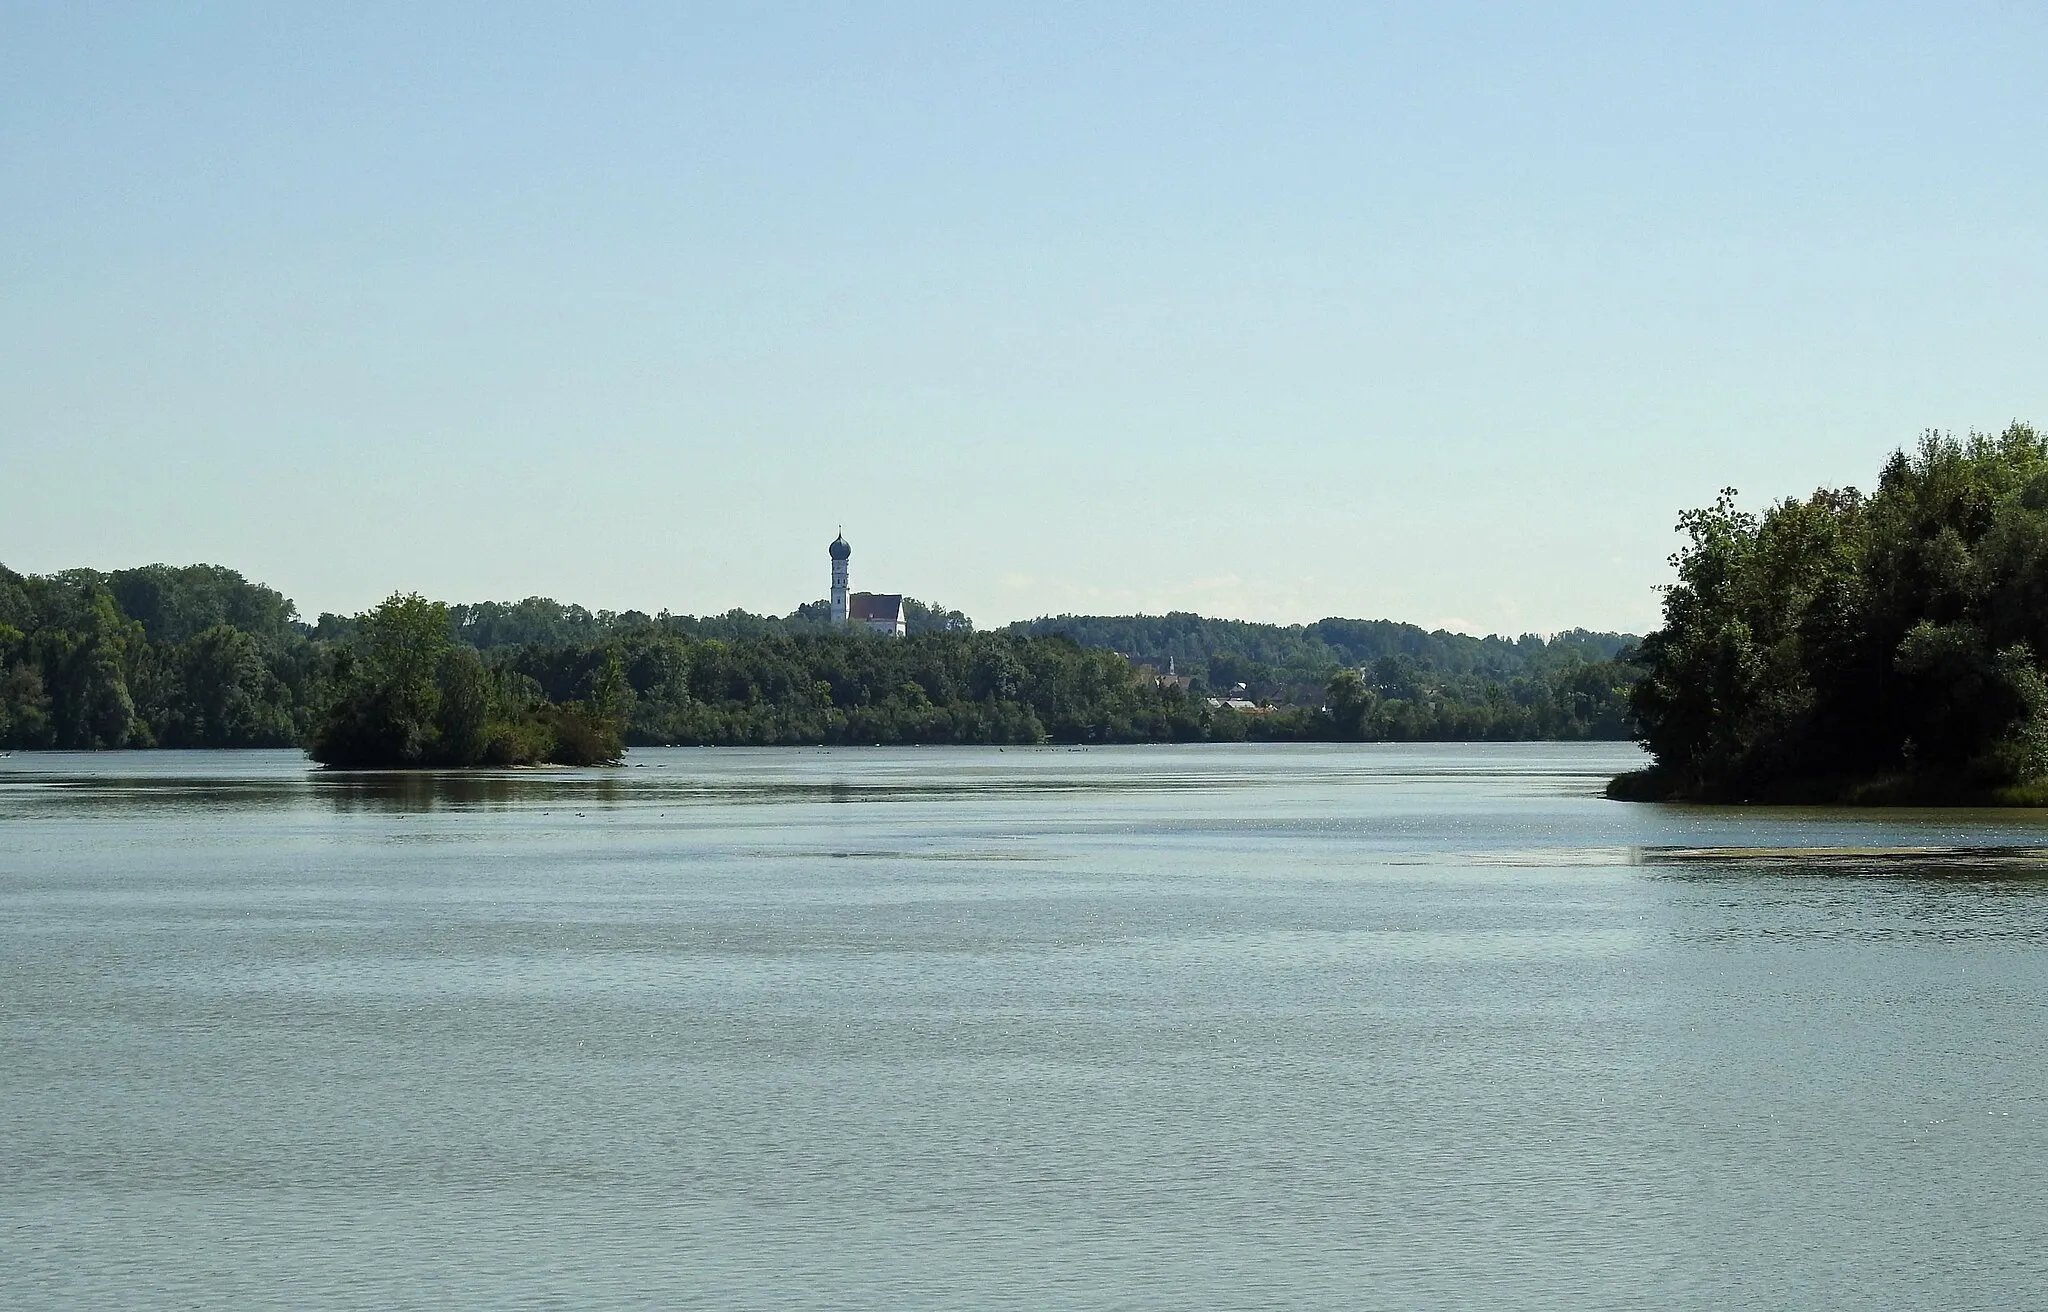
[5,2,2044,634]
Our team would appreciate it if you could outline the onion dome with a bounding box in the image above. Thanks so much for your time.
[829,533,851,560]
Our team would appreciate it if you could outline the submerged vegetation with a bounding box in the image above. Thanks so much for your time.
[1618,421,2048,804]
[2,561,1640,761]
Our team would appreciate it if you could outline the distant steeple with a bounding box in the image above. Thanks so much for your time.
[829,531,851,624]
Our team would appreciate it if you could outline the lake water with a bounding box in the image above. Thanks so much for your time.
[4,743,2047,1309]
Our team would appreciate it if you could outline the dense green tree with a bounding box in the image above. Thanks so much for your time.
[0,656,54,747]
[310,594,454,765]
[1009,611,1632,691]
[0,572,144,748]
[106,564,298,644]
[0,562,327,750]
[309,593,624,767]
[1325,669,1374,740]
[166,625,298,747]
[1622,422,2048,802]
[904,599,973,634]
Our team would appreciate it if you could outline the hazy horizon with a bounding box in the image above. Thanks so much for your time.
[7,4,2045,633]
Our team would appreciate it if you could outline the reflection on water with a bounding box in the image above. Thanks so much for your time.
[1643,844,2048,880]
[0,742,1655,817]
[317,770,639,813]
[5,743,2048,1309]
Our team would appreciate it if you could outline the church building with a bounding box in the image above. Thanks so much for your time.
[829,533,907,637]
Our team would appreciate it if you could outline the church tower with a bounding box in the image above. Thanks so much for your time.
[829,532,851,625]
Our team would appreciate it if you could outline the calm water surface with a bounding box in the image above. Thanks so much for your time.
[4,743,2047,1308]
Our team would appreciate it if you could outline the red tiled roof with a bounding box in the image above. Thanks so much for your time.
[848,593,904,622]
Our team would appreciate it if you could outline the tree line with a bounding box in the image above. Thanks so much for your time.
[0,564,317,750]
[306,594,975,649]
[1004,610,1639,741]
[1006,611,1632,696]
[1620,421,2048,803]
[1,562,1641,757]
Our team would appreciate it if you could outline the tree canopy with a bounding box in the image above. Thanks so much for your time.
[1,560,1640,757]
[0,563,310,749]
[1007,611,1631,692]
[1619,422,2048,803]
[310,593,623,767]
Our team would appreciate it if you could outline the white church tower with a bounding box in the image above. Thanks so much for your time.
[829,531,851,624]
[827,531,906,635]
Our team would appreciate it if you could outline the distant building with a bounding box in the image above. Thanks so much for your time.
[830,532,851,624]
[850,592,907,637]
[828,533,907,637]
[1136,655,1192,692]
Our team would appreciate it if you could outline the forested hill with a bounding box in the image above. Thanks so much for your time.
[1005,613,1634,691]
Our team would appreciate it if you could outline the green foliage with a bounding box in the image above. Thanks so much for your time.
[471,623,1630,747]
[0,562,323,750]
[903,599,973,634]
[0,559,1635,755]
[1002,610,1639,738]
[308,593,624,768]
[1325,669,1374,740]
[1008,611,1632,691]
[0,566,145,748]
[468,629,1210,746]
[449,597,625,649]
[159,625,300,747]
[0,658,54,747]
[1625,422,2048,801]
[442,594,969,647]
[106,564,299,645]
[1244,656,1639,743]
